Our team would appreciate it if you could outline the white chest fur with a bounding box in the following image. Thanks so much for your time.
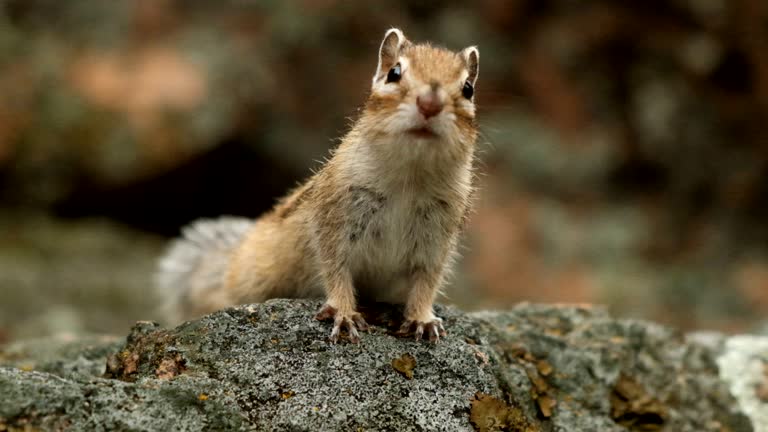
[346,186,460,302]
[334,135,473,301]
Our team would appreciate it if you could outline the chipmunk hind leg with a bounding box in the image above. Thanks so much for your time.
[155,217,253,323]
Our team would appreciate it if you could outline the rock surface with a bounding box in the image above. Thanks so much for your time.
[0,299,765,431]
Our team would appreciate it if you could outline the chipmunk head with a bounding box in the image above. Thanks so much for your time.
[365,28,479,147]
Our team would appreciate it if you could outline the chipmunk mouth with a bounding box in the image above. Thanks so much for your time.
[407,126,438,138]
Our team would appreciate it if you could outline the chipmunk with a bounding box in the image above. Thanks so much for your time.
[156,28,479,343]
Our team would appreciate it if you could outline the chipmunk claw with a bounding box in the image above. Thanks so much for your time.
[398,318,447,343]
[315,304,369,344]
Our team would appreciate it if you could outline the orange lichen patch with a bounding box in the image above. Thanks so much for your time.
[391,353,416,380]
[469,393,539,432]
[198,393,209,401]
[610,374,667,431]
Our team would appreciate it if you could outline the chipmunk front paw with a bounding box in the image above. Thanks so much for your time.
[397,317,447,343]
[315,304,369,344]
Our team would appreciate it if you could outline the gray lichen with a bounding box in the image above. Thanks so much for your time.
[0,299,763,431]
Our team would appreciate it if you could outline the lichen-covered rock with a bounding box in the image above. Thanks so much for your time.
[0,299,764,431]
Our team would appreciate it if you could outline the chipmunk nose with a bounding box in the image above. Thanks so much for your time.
[417,91,443,119]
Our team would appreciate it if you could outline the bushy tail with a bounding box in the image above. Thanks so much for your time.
[155,216,253,323]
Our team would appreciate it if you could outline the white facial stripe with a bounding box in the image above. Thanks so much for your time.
[460,70,469,84]
[373,82,400,95]
[398,57,410,75]
[457,99,475,116]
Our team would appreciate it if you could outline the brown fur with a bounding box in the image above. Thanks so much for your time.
[156,29,480,343]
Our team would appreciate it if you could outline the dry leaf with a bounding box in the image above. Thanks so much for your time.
[525,368,550,394]
[536,359,553,376]
[474,349,490,366]
[124,352,140,375]
[610,374,667,431]
[536,395,556,418]
[155,354,185,380]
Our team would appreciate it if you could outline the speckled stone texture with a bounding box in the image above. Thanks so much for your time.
[0,299,763,431]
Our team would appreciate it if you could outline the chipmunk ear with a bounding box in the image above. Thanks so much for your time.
[462,46,479,86]
[373,28,409,85]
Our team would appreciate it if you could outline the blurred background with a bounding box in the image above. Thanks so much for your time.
[1,0,767,343]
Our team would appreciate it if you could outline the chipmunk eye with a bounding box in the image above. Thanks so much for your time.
[386,63,402,83]
[462,81,474,99]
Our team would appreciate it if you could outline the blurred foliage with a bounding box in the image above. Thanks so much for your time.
[1,0,768,341]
